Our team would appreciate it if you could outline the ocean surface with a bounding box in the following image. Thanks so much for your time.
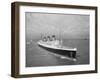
[26,39,89,67]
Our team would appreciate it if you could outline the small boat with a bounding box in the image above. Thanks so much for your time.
[37,35,77,60]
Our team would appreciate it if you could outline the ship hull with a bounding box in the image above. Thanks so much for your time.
[38,42,77,59]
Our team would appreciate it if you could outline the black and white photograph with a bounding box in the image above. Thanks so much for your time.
[11,2,97,78]
[25,13,90,67]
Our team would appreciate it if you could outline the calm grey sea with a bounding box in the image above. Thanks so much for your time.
[26,39,89,67]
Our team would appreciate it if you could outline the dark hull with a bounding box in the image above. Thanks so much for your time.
[38,44,76,58]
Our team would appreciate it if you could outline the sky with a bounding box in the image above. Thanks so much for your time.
[25,12,90,40]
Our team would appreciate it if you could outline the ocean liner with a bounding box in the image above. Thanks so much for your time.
[37,34,77,60]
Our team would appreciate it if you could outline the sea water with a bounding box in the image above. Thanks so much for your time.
[26,39,89,67]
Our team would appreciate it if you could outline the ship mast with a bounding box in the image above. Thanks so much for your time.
[59,28,63,47]
[41,33,43,40]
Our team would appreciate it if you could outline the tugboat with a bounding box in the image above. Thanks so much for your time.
[37,35,77,60]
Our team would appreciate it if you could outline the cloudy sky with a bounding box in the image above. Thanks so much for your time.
[25,12,89,40]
